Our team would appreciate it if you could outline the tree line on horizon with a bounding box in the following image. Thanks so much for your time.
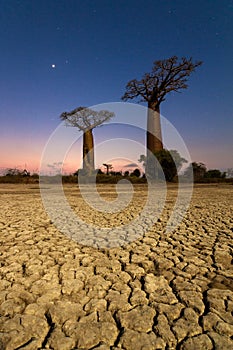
[1,162,231,185]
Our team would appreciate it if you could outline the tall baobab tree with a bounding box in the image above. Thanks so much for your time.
[60,107,114,172]
[122,56,202,155]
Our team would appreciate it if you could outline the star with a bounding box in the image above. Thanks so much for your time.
[51,64,56,68]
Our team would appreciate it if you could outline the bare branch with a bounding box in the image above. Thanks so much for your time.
[122,78,150,102]
[122,56,202,107]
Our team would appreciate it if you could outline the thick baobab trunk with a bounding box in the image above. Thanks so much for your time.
[83,129,94,172]
[146,102,163,179]
[147,102,163,155]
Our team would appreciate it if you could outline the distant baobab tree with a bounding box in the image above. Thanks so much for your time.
[60,107,114,172]
[103,163,112,175]
[122,56,202,156]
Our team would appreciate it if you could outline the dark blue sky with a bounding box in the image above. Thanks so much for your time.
[1,0,232,171]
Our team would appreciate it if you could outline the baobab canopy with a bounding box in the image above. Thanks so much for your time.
[122,56,202,107]
[60,107,115,131]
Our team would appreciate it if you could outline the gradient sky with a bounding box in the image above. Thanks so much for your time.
[1,0,232,174]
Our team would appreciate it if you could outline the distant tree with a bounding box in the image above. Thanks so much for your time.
[4,167,30,177]
[184,162,207,182]
[103,163,113,175]
[22,169,30,177]
[131,168,141,177]
[122,56,202,157]
[139,150,187,181]
[124,170,130,177]
[205,169,222,179]
[5,168,20,176]
[115,171,122,176]
[60,107,114,172]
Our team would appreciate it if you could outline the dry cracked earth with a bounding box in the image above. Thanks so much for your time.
[0,183,233,350]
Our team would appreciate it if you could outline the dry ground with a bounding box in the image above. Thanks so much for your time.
[0,183,233,349]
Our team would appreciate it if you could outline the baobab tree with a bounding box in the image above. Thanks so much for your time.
[122,56,202,155]
[60,107,114,172]
[103,163,112,175]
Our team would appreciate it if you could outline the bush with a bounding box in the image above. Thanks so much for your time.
[204,169,225,179]
[130,168,141,177]
[142,150,187,182]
